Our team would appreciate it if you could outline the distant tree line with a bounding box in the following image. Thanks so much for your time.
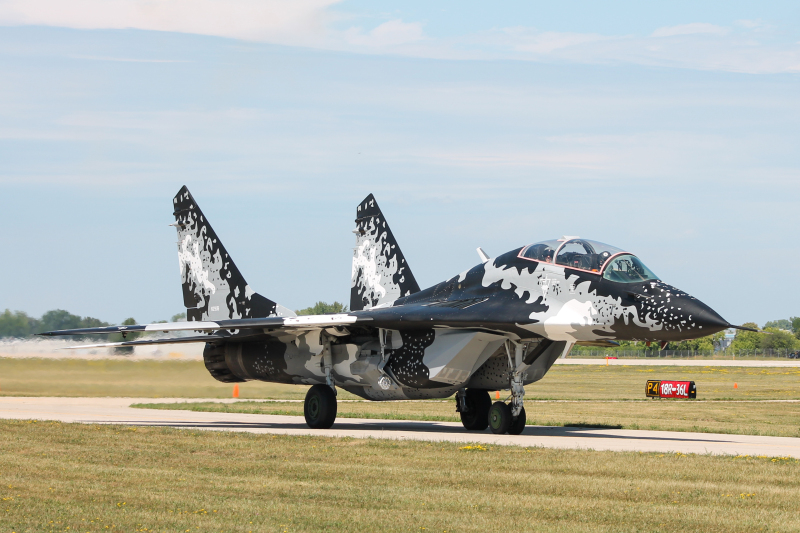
[573,317,800,354]
[729,318,800,353]
[0,309,109,339]
[0,309,186,340]
[295,301,348,315]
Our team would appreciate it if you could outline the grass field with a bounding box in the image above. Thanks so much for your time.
[2,419,799,533]
[3,357,800,400]
[136,398,800,438]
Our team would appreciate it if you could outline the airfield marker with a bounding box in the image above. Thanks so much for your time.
[495,391,500,400]
[233,384,240,398]
[734,383,738,389]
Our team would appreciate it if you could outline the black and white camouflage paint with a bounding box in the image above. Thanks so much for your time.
[172,186,294,322]
[475,248,724,342]
[350,194,420,311]
[195,230,728,399]
[47,188,732,406]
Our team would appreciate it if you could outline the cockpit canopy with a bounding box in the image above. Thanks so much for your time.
[519,237,659,283]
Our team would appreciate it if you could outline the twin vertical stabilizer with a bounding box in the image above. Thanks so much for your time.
[350,194,420,311]
[173,186,294,322]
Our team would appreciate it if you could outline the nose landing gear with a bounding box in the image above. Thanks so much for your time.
[507,406,526,435]
[487,400,526,435]
[457,389,492,431]
[486,340,529,435]
[488,401,512,434]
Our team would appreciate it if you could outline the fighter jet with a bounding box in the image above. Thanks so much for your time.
[41,186,742,434]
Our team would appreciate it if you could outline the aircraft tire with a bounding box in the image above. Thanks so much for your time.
[304,384,337,429]
[507,406,526,435]
[460,389,491,431]
[488,401,512,434]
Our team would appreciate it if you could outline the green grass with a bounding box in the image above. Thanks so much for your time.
[1,419,799,533]
[135,398,800,438]
[532,364,800,400]
[0,357,359,400]
[3,357,800,400]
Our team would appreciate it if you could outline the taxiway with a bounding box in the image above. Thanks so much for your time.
[2,396,799,458]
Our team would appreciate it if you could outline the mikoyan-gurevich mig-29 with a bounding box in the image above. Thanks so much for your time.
[42,186,750,434]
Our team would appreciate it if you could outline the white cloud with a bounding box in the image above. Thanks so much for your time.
[344,19,424,48]
[468,25,800,74]
[734,19,768,30]
[489,27,610,54]
[0,0,341,45]
[652,23,729,38]
[1,2,798,73]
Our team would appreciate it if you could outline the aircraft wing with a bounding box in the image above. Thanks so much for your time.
[40,298,543,347]
[38,314,370,337]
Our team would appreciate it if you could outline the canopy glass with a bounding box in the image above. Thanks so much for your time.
[519,237,659,282]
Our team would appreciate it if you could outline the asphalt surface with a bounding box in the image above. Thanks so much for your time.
[2,396,799,458]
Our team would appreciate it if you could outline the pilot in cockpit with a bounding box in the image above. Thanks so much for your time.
[520,237,660,283]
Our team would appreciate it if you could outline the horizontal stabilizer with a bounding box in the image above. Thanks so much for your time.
[60,335,228,350]
[38,321,226,336]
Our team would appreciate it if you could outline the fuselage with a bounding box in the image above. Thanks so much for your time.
[192,238,732,401]
[371,245,729,343]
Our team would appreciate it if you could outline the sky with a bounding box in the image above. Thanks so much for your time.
[0,0,798,327]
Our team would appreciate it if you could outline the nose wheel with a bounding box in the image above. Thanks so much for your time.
[488,401,512,434]
[457,389,491,431]
[508,406,526,435]
[304,384,337,429]
[488,401,526,435]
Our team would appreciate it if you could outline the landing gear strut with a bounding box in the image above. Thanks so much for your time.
[487,340,528,435]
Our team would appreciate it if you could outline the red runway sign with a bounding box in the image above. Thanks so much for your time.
[646,380,696,399]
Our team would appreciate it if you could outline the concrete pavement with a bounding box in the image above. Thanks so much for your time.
[2,396,799,458]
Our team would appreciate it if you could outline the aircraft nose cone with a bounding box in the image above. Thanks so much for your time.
[643,283,729,339]
[680,298,729,334]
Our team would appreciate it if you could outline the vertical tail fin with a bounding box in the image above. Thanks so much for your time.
[351,194,420,311]
[173,186,294,322]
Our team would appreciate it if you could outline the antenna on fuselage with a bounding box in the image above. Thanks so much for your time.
[476,247,490,264]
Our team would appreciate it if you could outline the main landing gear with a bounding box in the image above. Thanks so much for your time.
[304,384,337,429]
[304,334,338,429]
